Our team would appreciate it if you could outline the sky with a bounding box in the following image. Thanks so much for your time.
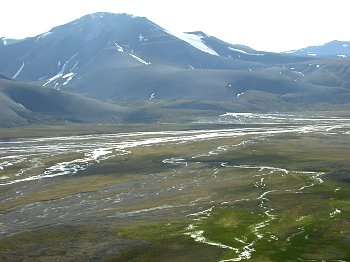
[0,0,349,52]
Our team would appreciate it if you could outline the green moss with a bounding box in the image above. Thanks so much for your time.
[1,120,350,261]
[113,222,224,261]
[117,223,186,241]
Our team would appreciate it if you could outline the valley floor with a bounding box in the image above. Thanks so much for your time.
[0,113,349,261]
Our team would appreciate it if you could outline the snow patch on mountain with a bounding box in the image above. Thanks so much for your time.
[43,53,79,86]
[13,62,25,79]
[60,53,79,72]
[237,92,244,98]
[115,43,124,52]
[63,73,75,86]
[139,34,147,42]
[70,61,79,72]
[130,54,151,65]
[228,47,265,56]
[43,73,63,86]
[1,38,24,46]
[294,71,305,77]
[337,54,347,58]
[166,30,219,56]
[35,31,53,42]
[62,72,75,79]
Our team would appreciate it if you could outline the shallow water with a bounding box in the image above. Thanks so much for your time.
[0,113,349,261]
[1,114,349,186]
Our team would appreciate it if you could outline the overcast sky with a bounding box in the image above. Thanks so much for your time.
[0,0,349,52]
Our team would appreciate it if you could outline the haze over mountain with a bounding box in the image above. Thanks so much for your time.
[1,12,350,127]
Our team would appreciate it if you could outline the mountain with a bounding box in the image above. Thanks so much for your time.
[0,13,313,88]
[1,12,350,121]
[0,76,139,127]
[285,40,350,58]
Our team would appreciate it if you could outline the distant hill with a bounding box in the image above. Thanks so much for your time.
[285,40,350,58]
[0,77,138,127]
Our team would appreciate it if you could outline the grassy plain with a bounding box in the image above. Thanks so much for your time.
[0,120,349,261]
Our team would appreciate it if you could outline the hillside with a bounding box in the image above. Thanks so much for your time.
[0,12,350,125]
[0,77,138,127]
[286,40,350,58]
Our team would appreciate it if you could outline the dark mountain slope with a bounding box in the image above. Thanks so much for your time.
[283,58,350,88]
[0,13,257,84]
[0,13,316,89]
[71,66,299,100]
[70,63,350,108]
[0,78,137,127]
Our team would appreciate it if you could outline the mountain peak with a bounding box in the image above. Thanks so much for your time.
[284,40,350,58]
[50,12,148,34]
[79,12,142,21]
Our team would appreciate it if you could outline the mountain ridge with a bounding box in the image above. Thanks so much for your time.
[285,40,350,58]
[1,12,350,127]
[0,77,143,127]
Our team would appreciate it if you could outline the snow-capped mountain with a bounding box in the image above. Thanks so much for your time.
[0,12,311,87]
[1,12,350,127]
[0,13,243,84]
[285,40,350,58]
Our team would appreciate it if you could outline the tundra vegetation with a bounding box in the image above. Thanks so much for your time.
[0,113,349,261]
